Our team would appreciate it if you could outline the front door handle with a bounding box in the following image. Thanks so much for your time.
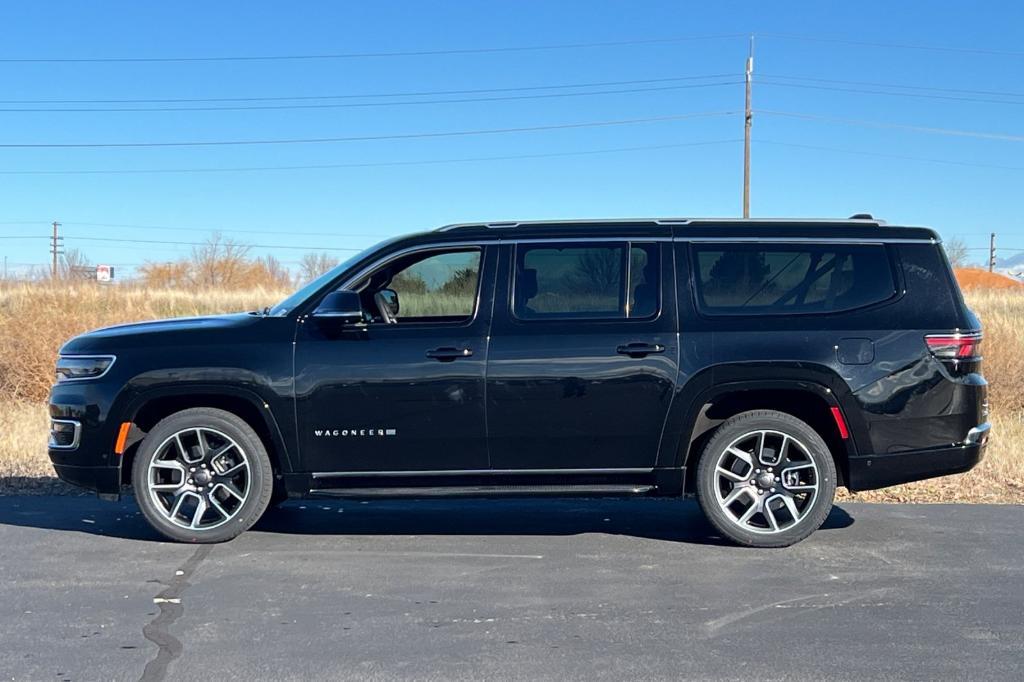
[616,342,665,358]
[426,347,473,362]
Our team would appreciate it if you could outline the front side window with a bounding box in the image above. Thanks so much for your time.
[513,242,658,320]
[355,248,481,323]
[692,243,895,315]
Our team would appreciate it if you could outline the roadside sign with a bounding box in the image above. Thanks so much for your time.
[96,265,114,282]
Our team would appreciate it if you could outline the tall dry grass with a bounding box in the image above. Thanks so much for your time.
[1,281,1022,501]
[0,282,288,403]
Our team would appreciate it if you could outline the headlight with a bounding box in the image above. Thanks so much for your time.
[55,355,116,382]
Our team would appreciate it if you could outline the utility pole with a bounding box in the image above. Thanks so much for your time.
[742,35,754,219]
[50,221,63,279]
[989,232,996,272]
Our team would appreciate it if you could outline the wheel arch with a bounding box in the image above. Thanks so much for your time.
[665,369,862,493]
[117,385,293,485]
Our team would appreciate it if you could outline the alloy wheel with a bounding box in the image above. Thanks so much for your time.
[146,427,251,530]
[712,429,820,534]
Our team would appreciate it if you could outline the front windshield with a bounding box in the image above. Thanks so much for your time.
[267,239,391,316]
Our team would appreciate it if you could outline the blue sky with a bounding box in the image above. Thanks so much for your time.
[2,1,1022,277]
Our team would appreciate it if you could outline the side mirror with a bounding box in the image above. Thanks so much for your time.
[312,290,363,324]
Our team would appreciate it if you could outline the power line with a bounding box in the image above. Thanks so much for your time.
[64,236,366,252]
[759,32,1024,58]
[0,81,741,113]
[757,110,1024,142]
[0,80,745,112]
[0,111,736,148]
[756,139,1024,172]
[762,73,1024,99]
[0,138,742,176]
[0,34,746,64]
[64,221,387,239]
[759,80,1024,106]
[0,73,737,105]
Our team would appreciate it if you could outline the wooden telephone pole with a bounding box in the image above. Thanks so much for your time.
[50,221,63,279]
[742,36,754,219]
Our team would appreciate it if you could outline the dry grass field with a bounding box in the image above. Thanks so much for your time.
[1,281,1022,502]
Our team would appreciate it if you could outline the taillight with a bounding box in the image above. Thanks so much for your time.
[925,332,983,360]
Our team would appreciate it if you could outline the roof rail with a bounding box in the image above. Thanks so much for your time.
[437,216,888,231]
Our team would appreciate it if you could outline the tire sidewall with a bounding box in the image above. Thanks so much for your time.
[696,410,837,548]
[132,408,274,543]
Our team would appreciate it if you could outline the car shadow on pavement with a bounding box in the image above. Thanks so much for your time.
[0,493,854,545]
[254,497,855,545]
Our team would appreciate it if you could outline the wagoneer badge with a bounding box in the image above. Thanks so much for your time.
[314,428,397,437]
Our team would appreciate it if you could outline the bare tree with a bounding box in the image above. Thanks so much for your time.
[256,254,293,289]
[944,237,971,269]
[298,252,340,284]
[59,248,93,279]
[190,233,252,287]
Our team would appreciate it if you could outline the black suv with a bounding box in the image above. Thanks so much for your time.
[48,217,990,547]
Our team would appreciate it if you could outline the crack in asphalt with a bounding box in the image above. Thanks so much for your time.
[139,545,213,682]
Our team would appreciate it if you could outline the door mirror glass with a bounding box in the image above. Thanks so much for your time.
[313,290,363,323]
[376,288,399,318]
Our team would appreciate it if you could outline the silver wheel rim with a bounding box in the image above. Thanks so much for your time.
[146,427,251,531]
[712,429,820,535]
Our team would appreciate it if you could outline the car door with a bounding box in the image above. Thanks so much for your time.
[293,244,496,474]
[486,238,679,471]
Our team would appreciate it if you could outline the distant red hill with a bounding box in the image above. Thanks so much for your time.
[955,268,1024,290]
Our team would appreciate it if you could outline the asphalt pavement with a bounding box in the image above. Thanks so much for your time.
[1,495,1022,681]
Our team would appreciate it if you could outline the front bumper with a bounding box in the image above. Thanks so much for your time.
[51,463,121,496]
[48,377,126,498]
[847,422,990,491]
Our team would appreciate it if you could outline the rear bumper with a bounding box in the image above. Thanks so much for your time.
[847,422,989,491]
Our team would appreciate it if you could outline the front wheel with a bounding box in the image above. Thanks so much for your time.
[132,408,274,543]
[696,410,837,548]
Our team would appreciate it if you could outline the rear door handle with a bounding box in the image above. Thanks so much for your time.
[616,343,665,358]
[426,347,473,362]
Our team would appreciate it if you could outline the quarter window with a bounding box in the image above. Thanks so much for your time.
[692,243,895,315]
[513,243,659,320]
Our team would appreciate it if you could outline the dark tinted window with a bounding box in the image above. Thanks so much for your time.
[514,243,658,320]
[693,243,895,315]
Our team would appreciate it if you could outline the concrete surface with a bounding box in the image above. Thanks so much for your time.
[1,495,1022,681]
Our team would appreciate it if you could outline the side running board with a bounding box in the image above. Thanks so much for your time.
[309,484,656,499]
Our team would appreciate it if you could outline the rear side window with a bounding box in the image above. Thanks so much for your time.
[692,243,896,315]
[514,242,658,320]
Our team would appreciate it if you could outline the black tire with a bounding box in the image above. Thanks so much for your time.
[132,407,275,543]
[695,410,837,548]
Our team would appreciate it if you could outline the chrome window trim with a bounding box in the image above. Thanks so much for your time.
[56,354,117,382]
[48,418,81,450]
[312,467,654,479]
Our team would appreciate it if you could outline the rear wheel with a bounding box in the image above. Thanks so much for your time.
[696,410,836,548]
[132,408,274,543]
